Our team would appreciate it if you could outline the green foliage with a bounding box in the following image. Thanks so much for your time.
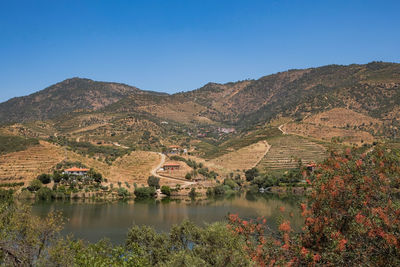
[0,182,24,188]
[37,174,51,184]
[125,220,250,266]
[161,185,171,196]
[147,176,160,189]
[223,178,239,190]
[207,184,227,196]
[185,172,192,180]
[228,146,400,266]
[0,188,14,200]
[36,187,53,200]
[0,202,64,266]
[27,179,42,192]
[88,169,103,183]
[245,167,259,182]
[52,171,62,183]
[49,136,131,162]
[117,187,129,198]
[134,187,156,199]
[0,135,39,155]
[189,188,196,198]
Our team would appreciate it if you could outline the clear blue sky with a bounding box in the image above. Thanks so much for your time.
[0,0,399,102]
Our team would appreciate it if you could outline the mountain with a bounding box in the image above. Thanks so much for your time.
[0,78,165,123]
[1,62,400,131]
[171,62,400,127]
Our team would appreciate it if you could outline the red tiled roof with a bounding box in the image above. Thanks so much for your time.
[163,164,180,167]
[64,167,90,172]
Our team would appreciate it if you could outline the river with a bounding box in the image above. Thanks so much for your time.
[31,193,304,244]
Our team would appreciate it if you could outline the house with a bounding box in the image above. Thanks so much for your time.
[63,167,90,176]
[163,163,180,171]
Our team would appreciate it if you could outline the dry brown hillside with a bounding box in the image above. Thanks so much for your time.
[304,108,382,133]
[0,141,162,186]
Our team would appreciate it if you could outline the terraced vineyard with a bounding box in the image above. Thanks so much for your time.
[0,141,65,182]
[0,139,161,187]
[257,135,327,172]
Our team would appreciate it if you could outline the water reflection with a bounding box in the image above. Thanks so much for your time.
[31,193,304,244]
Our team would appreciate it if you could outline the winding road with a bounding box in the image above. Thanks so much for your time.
[150,153,195,187]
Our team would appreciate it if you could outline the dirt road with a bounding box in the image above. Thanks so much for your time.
[150,153,195,187]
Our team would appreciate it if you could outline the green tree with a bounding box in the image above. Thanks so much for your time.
[117,187,129,198]
[37,174,51,184]
[27,179,42,192]
[134,187,156,199]
[245,168,259,182]
[36,187,53,200]
[52,171,62,183]
[147,176,160,189]
[189,188,196,198]
[161,186,171,196]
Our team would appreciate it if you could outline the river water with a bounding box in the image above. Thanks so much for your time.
[31,193,304,244]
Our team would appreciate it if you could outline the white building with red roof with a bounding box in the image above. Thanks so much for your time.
[63,167,90,176]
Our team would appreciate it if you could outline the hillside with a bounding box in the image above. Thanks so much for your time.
[1,62,400,177]
[1,62,400,131]
[0,78,165,123]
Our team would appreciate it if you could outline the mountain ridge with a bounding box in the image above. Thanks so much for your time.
[1,62,400,130]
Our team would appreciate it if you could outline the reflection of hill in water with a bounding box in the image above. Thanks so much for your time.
[32,194,304,243]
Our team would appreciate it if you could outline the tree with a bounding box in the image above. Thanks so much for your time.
[92,172,103,183]
[245,168,259,182]
[0,202,63,266]
[37,174,51,184]
[147,176,160,189]
[52,171,62,183]
[117,188,129,198]
[134,187,156,199]
[189,188,196,198]
[228,146,400,266]
[161,186,171,196]
[36,187,53,200]
[88,169,102,183]
[185,173,192,180]
[27,179,42,192]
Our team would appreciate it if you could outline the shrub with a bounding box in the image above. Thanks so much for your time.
[52,172,62,183]
[27,179,42,192]
[37,174,51,184]
[245,168,259,182]
[134,187,156,199]
[147,176,160,189]
[161,186,171,196]
[213,185,226,195]
[223,179,238,190]
[36,187,53,200]
[228,146,400,266]
[0,188,14,200]
[189,188,196,198]
[117,187,129,198]
[185,173,192,180]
